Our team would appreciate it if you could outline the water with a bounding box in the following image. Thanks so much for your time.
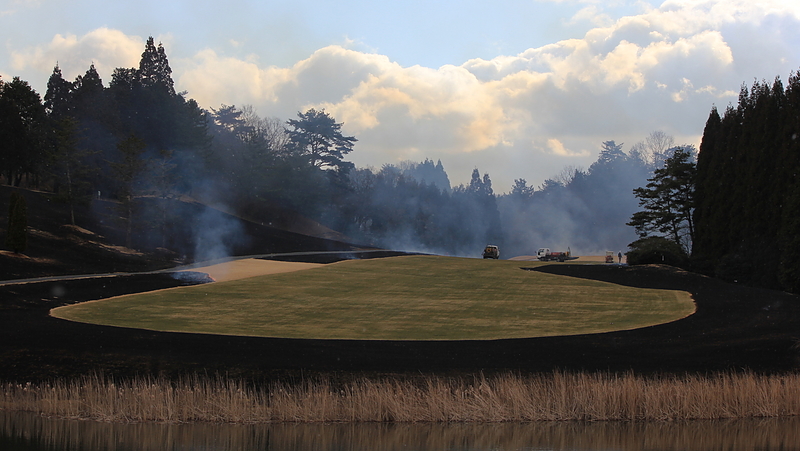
[2,411,800,450]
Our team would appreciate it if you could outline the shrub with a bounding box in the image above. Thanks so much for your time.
[626,236,688,267]
[714,239,780,289]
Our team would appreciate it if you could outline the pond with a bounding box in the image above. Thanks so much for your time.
[2,411,800,450]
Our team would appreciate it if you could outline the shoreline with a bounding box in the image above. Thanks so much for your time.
[4,370,800,424]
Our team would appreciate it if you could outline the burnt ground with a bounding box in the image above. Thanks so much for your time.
[2,259,800,382]
[2,186,800,381]
[0,186,367,281]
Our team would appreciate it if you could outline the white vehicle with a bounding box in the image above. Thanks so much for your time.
[537,247,577,262]
[483,245,500,259]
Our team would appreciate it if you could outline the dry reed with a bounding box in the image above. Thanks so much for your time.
[3,371,800,424]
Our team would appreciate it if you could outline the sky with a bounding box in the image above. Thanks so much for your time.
[2,0,800,192]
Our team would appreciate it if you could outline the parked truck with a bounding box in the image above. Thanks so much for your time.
[482,245,500,259]
[536,247,577,262]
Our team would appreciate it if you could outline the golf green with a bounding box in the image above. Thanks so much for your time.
[52,255,695,340]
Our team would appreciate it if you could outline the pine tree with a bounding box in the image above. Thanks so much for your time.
[286,108,357,171]
[628,146,696,253]
[0,77,47,186]
[692,106,722,266]
[139,37,175,95]
[44,64,73,118]
[693,72,800,290]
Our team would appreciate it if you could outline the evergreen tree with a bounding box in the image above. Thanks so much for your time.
[0,77,47,186]
[397,158,452,192]
[628,146,696,253]
[693,72,800,291]
[592,140,626,169]
[139,37,175,95]
[5,191,27,253]
[286,108,357,171]
[462,168,503,249]
[44,64,73,118]
[692,106,722,267]
[71,64,106,120]
[510,178,535,200]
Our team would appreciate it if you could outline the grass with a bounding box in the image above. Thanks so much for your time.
[4,371,800,423]
[51,255,695,340]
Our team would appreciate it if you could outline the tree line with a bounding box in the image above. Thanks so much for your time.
[3,38,689,261]
[626,70,800,294]
[693,73,800,293]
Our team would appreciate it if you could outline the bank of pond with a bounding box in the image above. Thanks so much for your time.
[3,371,800,423]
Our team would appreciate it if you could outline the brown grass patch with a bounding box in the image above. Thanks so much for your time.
[4,372,799,424]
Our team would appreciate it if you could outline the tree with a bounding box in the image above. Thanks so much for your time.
[629,131,675,170]
[397,158,451,192]
[110,135,148,248]
[108,38,195,151]
[5,191,27,253]
[0,77,47,186]
[148,149,179,248]
[510,178,534,200]
[71,64,106,121]
[49,117,97,225]
[552,165,584,187]
[44,64,73,118]
[627,146,696,253]
[138,37,175,95]
[626,236,688,267]
[592,140,626,170]
[692,74,800,292]
[286,108,357,171]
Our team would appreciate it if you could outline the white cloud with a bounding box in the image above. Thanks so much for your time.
[178,1,800,189]
[546,138,591,157]
[10,28,143,82]
[569,5,615,27]
[6,0,799,191]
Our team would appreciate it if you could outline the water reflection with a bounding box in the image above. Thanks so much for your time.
[2,410,800,451]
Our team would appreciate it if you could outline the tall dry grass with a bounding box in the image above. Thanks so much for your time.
[3,371,800,424]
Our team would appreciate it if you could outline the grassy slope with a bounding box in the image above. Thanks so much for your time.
[52,256,695,340]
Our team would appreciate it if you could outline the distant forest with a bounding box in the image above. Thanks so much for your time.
[2,38,797,292]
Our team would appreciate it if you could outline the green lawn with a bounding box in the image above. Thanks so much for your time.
[52,255,695,340]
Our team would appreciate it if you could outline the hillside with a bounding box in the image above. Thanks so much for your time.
[0,185,366,280]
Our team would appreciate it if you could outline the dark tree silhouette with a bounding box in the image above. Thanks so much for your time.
[628,146,696,253]
[286,108,357,171]
[693,72,800,292]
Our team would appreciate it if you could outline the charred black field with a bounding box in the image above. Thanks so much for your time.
[1,186,800,384]
[2,255,800,383]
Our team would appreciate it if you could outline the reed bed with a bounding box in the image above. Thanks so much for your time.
[3,371,800,424]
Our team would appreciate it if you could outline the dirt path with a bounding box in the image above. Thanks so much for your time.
[185,259,321,282]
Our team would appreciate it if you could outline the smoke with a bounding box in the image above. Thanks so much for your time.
[191,204,249,264]
[337,146,652,259]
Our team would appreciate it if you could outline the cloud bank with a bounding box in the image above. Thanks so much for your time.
[6,0,799,191]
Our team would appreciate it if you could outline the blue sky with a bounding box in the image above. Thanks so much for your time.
[2,0,800,191]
